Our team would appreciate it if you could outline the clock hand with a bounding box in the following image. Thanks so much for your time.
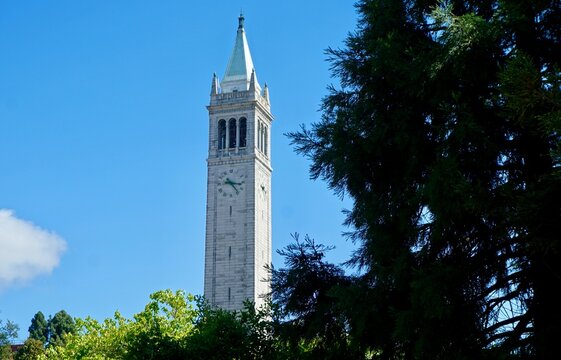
[226,178,243,185]
[225,178,240,194]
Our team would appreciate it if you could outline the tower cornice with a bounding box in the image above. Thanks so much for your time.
[207,95,273,122]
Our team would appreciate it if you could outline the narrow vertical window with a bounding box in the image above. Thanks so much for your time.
[218,119,226,150]
[258,121,262,151]
[264,126,268,156]
[229,246,232,259]
[228,118,236,148]
[261,123,265,153]
[228,118,236,149]
[228,287,231,301]
[239,117,247,147]
[256,122,260,150]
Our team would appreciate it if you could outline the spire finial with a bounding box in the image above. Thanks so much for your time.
[210,72,219,95]
[263,82,270,103]
[249,68,256,92]
[238,12,245,29]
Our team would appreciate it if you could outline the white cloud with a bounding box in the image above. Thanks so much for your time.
[0,209,67,290]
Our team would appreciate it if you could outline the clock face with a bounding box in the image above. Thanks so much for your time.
[217,168,246,198]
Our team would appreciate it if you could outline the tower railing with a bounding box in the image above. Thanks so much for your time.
[215,147,248,157]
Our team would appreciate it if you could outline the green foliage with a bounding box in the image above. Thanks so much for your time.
[284,0,561,359]
[14,339,45,360]
[43,313,130,360]
[271,234,360,359]
[0,318,18,347]
[0,317,18,360]
[40,290,285,360]
[0,346,14,360]
[186,306,246,359]
[28,312,48,345]
[47,311,75,347]
[185,299,286,359]
[41,290,194,360]
[124,289,196,359]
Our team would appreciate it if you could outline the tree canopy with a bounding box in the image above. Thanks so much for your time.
[0,317,18,360]
[40,290,289,360]
[283,0,561,359]
[13,339,44,360]
[0,318,18,348]
[45,311,75,348]
[27,313,48,346]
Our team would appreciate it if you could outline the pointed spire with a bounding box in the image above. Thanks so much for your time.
[221,15,258,93]
[263,83,270,104]
[210,72,219,95]
[249,69,256,92]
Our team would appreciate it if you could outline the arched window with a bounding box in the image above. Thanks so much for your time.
[218,119,226,150]
[228,118,236,148]
[239,118,247,147]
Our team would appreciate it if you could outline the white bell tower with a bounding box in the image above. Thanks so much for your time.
[204,14,273,311]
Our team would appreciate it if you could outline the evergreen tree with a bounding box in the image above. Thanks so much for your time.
[285,0,561,359]
[27,312,48,345]
[270,234,362,359]
[47,311,75,347]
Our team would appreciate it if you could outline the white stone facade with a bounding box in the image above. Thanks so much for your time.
[204,16,272,311]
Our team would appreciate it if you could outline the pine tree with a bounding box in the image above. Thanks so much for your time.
[27,312,48,345]
[285,0,561,358]
[47,311,75,347]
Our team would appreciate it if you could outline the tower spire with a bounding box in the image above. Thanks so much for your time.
[221,14,258,93]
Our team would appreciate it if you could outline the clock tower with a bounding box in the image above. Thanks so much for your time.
[204,14,272,311]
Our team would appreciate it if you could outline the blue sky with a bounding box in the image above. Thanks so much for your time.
[0,1,358,341]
